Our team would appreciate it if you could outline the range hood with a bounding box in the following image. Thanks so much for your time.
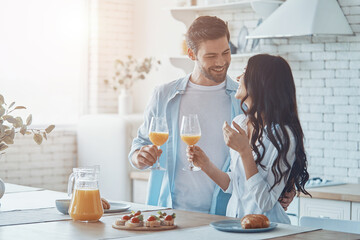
[247,0,354,39]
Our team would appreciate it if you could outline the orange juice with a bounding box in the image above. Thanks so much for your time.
[149,132,169,146]
[69,189,103,221]
[181,135,201,145]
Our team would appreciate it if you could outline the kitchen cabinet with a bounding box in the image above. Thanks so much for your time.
[300,198,351,220]
[298,184,360,222]
[352,202,360,221]
[168,0,283,73]
[77,114,143,202]
[130,171,149,204]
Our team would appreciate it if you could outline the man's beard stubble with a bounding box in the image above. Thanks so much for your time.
[199,63,229,84]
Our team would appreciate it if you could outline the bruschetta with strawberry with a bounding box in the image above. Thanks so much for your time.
[145,215,161,227]
[125,215,144,228]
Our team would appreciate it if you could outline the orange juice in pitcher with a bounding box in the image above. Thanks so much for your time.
[68,166,104,221]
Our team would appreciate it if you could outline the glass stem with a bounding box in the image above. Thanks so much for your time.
[156,146,160,168]
[189,145,194,168]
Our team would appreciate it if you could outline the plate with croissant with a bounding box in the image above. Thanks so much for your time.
[210,214,277,233]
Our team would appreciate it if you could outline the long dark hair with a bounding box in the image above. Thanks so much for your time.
[241,54,310,196]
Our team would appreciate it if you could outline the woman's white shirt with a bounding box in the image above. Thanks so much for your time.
[225,114,296,224]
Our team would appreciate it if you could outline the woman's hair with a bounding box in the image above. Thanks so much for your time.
[241,54,310,196]
[186,16,230,55]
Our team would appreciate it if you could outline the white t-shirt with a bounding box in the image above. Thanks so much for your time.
[172,80,231,213]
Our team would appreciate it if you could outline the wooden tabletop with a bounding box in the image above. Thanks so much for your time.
[1,183,360,240]
[300,184,360,202]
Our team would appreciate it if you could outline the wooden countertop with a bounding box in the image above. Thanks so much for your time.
[2,183,360,239]
[130,171,150,181]
[300,184,360,202]
[130,172,360,202]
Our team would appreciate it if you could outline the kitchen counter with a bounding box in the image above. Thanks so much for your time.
[300,184,360,202]
[131,171,360,203]
[130,170,150,181]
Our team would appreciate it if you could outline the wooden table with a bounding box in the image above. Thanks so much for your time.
[0,184,359,240]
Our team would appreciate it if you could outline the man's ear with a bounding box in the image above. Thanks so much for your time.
[188,48,196,61]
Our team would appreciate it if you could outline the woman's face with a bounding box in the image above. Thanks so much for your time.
[235,68,252,108]
[235,70,246,100]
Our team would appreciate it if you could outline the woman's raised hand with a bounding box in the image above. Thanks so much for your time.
[222,121,250,154]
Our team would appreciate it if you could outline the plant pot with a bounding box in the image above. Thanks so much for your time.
[0,178,5,199]
[118,89,133,115]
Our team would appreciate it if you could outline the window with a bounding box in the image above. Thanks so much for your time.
[0,0,88,125]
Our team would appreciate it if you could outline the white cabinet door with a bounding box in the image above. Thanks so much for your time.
[132,179,148,204]
[351,202,360,221]
[300,198,351,220]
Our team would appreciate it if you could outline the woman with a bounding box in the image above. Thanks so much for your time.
[187,54,310,223]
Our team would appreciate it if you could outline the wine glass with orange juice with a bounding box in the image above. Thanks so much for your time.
[149,117,169,170]
[180,114,201,171]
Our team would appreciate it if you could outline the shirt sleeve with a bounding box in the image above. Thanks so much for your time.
[128,87,160,170]
[223,115,246,194]
[246,128,296,212]
[223,171,234,194]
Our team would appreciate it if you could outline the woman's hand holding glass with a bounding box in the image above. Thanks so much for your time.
[180,114,201,171]
[186,145,210,171]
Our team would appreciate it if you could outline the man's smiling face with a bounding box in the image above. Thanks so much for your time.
[194,36,231,84]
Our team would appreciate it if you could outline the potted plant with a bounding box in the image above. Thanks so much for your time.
[0,94,55,199]
[104,55,160,115]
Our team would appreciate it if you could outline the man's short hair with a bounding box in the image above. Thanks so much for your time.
[186,16,230,55]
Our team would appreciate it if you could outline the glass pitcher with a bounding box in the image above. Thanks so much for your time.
[67,166,103,221]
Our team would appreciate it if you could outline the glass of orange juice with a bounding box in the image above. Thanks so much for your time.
[180,114,201,171]
[149,116,169,170]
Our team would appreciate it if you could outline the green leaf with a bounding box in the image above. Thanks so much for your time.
[33,133,43,145]
[9,102,15,109]
[13,117,23,128]
[0,143,8,152]
[14,106,26,110]
[45,125,55,134]
[3,136,14,144]
[20,125,27,135]
[0,95,4,105]
[42,132,47,140]
[26,114,32,126]
[3,115,17,124]
[0,106,5,117]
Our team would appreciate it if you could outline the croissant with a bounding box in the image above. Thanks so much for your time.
[241,214,270,229]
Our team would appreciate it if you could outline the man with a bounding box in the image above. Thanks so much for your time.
[129,16,294,215]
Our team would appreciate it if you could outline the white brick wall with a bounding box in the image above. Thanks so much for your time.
[88,0,134,114]
[206,0,360,183]
[0,130,76,192]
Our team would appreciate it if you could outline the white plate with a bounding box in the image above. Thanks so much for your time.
[105,202,130,213]
[210,220,277,233]
[55,200,130,214]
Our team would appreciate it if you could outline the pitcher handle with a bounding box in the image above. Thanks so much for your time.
[67,173,75,197]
